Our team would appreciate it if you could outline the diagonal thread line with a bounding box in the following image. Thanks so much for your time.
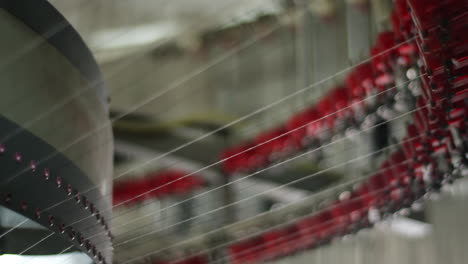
[107,104,423,245]
[67,76,422,244]
[122,155,416,264]
[113,117,424,251]
[0,33,421,257]
[0,70,421,250]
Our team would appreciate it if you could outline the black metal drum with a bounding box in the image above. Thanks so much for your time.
[0,1,113,263]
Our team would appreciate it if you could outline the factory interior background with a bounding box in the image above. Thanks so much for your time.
[0,0,467,263]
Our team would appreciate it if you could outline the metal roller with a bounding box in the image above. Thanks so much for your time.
[0,0,113,263]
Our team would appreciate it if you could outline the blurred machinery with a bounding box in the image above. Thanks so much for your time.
[1,0,467,264]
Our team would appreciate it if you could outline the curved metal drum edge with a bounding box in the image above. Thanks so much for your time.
[0,0,107,102]
[0,115,112,263]
[0,0,113,263]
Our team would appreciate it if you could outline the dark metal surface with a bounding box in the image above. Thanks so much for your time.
[0,227,73,255]
[0,116,112,263]
[0,1,113,262]
[0,0,107,103]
